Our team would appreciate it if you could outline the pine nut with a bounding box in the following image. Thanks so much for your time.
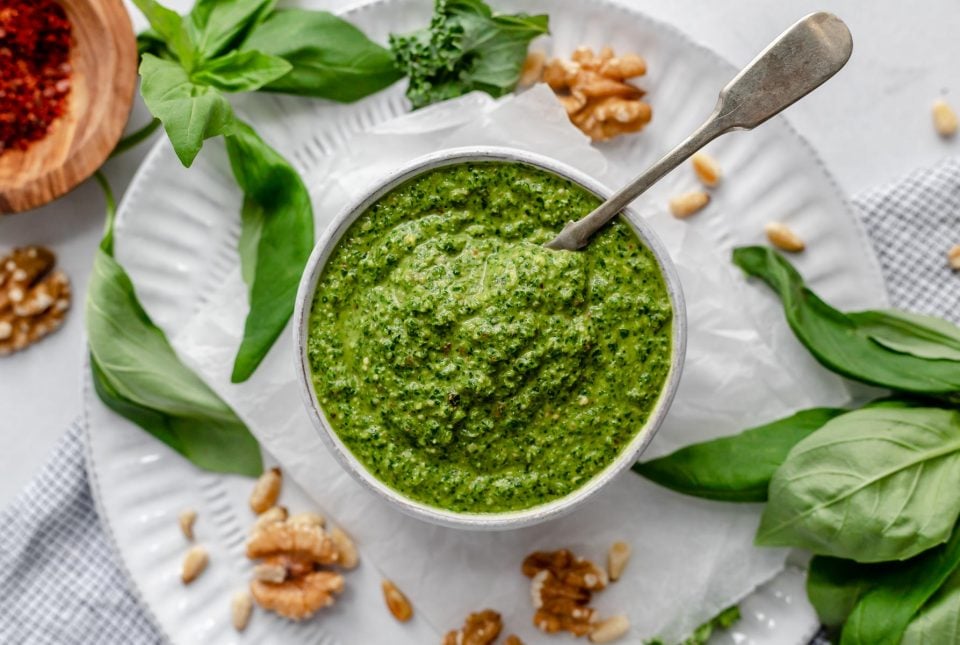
[178,509,196,541]
[382,579,414,622]
[590,615,630,643]
[764,222,805,252]
[289,511,325,528]
[607,541,631,581]
[691,152,722,187]
[231,590,253,631]
[330,526,359,569]
[948,244,960,270]
[669,191,710,218]
[181,546,208,584]
[933,99,958,138]
[249,467,282,514]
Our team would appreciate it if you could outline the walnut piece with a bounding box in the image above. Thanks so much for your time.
[0,246,70,356]
[524,549,608,637]
[535,46,651,141]
[443,609,503,645]
[245,514,359,621]
[250,570,344,621]
[523,549,608,591]
[246,519,339,565]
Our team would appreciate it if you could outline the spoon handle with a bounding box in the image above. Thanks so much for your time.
[545,12,852,251]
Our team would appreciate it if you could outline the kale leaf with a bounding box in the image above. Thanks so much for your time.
[390,0,547,109]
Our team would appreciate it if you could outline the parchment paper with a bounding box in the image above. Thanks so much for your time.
[173,86,851,642]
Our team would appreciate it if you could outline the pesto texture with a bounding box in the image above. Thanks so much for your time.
[307,162,672,513]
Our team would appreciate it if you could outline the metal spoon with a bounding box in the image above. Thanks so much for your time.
[545,11,852,251]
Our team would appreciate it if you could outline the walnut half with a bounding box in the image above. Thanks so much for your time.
[532,46,652,141]
[245,517,344,620]
[443,609,503,645]
[0,246,70,356]
[523,549,608,637]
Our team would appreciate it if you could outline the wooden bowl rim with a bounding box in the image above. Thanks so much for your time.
[0,0,138,214]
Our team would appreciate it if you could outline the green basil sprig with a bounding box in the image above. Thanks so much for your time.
[847,309,960,362]
[130,0,408,382]
[390,0,549,109]
[732,246,960,398]
[186,0,276,59]
[806,556,875,628]
[757,405,960,562]
[241,9,402,101]
[807,523,960,645]
[633,408,844,502]
[87,174,262,477]
[224,121,313,382]
[901,567,960,644]
[138,54,239,166]
[631,248,960,641]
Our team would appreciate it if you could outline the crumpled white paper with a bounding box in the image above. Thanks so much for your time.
[173,85,851,642]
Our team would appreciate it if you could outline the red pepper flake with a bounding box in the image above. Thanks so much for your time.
[0,1,73,154]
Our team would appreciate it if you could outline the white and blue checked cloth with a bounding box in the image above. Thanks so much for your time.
[1,158,958,644]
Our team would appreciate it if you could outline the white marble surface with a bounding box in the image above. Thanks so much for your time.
[1,0,957,507]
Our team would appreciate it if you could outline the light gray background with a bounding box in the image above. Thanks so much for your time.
[1,0,957,506]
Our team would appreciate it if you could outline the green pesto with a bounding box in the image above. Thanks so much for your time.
[307,162,672,513]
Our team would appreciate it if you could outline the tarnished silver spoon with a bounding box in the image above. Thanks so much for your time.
[545,11,852,251]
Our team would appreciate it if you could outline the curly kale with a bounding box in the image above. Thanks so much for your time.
[389,0,548,109]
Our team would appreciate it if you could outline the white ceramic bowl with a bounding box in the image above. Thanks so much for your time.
[294,146,687,530]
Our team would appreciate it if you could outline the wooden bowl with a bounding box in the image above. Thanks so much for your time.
[0,0,137,214]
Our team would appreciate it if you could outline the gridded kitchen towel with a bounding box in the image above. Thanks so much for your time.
[0,420,163,645]
[0,157,958,644]
[857,155,960,323]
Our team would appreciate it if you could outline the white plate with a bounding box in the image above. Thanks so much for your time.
[84,0,887,643]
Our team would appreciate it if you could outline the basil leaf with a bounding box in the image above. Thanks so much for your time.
[87,174,262,477]
[841,524,960,645]
[188,0,276,60]
[848,309,960,362]
[901,567,960,644]
[757,406,960,562]
[131,0,196,67]
[137,29,173,61]
[633,408,844,502]
[453,1,549,93]
[390,0,548,109]
[241,9,402,102]
[807,556,877,627]
[191,50,292,93]
[733,246,960,397]
[139,54,237,167]
[238,195,264,290]
[224,121,314,382]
